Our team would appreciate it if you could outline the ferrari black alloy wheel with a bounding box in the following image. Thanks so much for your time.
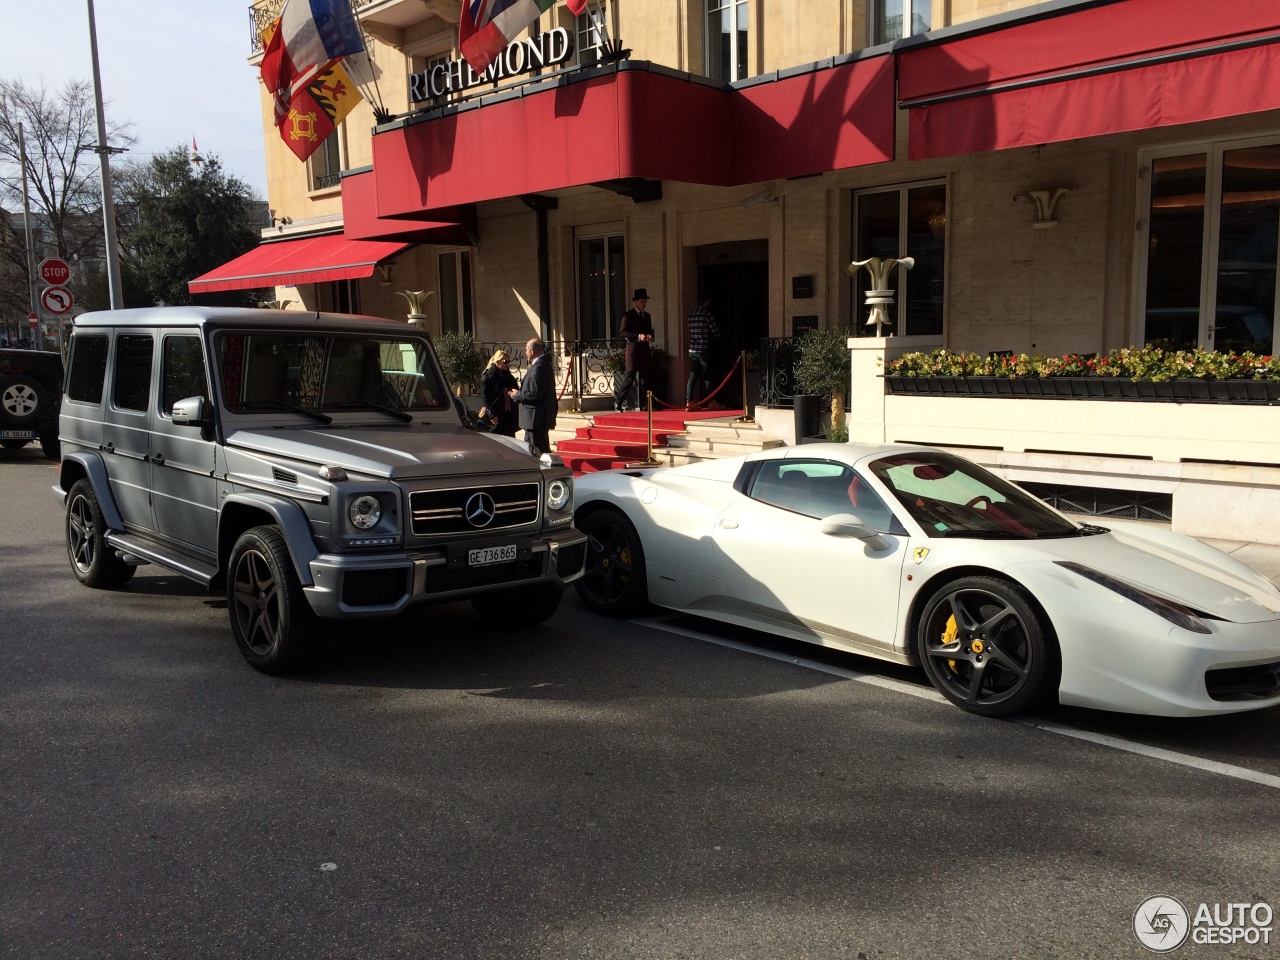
[575,509,648,618]
[227,525,319,675]
[917,575,1056,717]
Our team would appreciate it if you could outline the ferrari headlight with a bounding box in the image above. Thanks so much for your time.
[349,495,382,530]
[1055,561,1212,634]
[547,478,571,512]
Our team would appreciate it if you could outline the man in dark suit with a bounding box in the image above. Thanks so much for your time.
[613,288,655,412]
[509,337,557,455]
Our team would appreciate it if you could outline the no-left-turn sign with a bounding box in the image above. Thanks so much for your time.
[40,285,74,315]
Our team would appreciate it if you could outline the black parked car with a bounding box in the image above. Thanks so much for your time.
[0,348,63,460]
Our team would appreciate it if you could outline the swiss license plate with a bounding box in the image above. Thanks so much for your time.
[0,430,35,440]
[469,544,517,567]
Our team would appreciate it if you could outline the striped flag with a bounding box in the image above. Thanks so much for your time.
[260,0,366,127]
[460,0,556,74]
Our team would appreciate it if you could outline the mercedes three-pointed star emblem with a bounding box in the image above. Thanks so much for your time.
[465,492,496,528]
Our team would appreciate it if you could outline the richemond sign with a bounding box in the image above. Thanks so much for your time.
[408,27,575,105]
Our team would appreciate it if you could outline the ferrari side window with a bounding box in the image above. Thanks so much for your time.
[749,461,902,532]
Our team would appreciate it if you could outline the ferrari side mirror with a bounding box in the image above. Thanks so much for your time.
[820,513,890,550]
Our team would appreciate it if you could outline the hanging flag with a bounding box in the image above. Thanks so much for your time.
[460,0,556,75]
[566,0,588,13]
[260,0,365,128]
[260,4,367,163]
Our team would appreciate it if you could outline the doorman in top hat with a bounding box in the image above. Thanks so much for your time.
[614,288,655,411]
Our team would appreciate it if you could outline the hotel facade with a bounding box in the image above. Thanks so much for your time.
[201,0,1280,542]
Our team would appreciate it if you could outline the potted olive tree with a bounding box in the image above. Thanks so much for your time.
[434,331,485,398]
[793,327,850,442]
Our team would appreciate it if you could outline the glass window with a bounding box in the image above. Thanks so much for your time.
[216,332,448,415]
[1214,145,1279,354]
[576,4,607,67]
[438,251,474,335]
[872,0,932,44]
[330,279,360,315]
[577,234,626,340]
[113,334,154,412]
[1138,138,1280,355]
[309,130,342,191]
[66,334,109,404]
[853,182,947,337]
[706,0,749,82]
[162,336,209,416]
[1143,154,1207,349]
[869,452,1079,540]
[750,459,903,532]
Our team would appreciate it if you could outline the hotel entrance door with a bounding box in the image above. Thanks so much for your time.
[696,241,769,404]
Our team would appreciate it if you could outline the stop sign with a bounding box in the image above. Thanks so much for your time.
[39,257,70,286]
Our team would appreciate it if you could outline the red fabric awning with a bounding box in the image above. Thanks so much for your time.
[900,0,1280,160]
[188,236,411,294]
[370,57,895,219]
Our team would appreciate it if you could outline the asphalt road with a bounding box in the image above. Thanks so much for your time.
[2,446,1278,959]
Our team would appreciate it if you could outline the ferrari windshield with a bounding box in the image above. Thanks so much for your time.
[216,332,448,415]
[869,452,1079,539]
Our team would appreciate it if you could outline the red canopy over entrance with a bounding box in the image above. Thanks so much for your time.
[368,57,895,219]
[900,0,1280,159]
[188,235,410,294]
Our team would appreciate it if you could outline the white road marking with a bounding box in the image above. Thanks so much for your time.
[636,616,1280,791]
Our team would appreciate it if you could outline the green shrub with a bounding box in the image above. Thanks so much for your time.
[435,332,485,395]
[886,346,1280,381]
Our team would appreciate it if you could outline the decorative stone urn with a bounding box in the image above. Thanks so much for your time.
[847,257,915,336]
[396,289,434,326]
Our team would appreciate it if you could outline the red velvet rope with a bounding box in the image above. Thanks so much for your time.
[557,364,573,401]
[651,355,743,411]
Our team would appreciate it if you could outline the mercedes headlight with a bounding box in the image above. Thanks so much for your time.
[349,494,383,530]
[547,478,571,512]
[1055,561,1212,634]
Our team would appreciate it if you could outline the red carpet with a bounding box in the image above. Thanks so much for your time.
[556,409,743,474]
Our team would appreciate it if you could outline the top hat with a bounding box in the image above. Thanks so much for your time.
[632,288,649,301]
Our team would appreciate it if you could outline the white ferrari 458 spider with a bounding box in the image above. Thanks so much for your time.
[572,443,1280,717]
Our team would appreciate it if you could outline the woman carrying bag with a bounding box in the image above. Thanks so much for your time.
[478,350,519,436]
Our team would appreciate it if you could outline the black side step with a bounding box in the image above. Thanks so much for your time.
[104,532,219,587]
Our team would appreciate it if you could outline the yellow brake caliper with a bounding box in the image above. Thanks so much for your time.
[942,614,960,674]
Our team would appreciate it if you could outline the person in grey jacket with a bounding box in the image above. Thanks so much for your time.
[509,338,558,455]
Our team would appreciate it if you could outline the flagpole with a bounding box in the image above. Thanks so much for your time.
[87,0,124,310]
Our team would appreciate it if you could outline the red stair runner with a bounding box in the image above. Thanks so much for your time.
[556,409,742,474]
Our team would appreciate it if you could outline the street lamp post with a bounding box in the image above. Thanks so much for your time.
[16,123,39,330]
[87,0,124,310]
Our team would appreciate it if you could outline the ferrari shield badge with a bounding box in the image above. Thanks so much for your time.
[913,547,930,565]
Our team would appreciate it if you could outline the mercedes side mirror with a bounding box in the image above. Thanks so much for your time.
[171,396,207,426]
[820,513,890,550]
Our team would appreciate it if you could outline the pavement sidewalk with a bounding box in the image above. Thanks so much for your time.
[1199,536,1280,589]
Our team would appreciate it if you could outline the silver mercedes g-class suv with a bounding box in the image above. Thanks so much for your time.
[53,308,586,673]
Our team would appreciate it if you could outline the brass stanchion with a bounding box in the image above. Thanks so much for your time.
[629,390,663,467]
[733,350,755,423]
[570,343,581,413]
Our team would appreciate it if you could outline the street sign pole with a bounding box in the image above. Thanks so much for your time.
[87,0,124,310]
[17,122,39,322]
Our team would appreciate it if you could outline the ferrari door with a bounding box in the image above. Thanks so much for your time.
[711,458,908,650]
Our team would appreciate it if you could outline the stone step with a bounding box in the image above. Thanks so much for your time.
[665,435,786,455]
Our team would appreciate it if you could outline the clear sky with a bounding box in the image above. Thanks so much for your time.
[5,0,268,196]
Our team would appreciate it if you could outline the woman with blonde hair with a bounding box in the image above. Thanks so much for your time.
[479,349,519,436]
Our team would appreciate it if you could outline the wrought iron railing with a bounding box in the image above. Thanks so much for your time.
[758,337,800,409]
[251,0,376,53]
[473,339,621,409]
[312,173,342,191]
